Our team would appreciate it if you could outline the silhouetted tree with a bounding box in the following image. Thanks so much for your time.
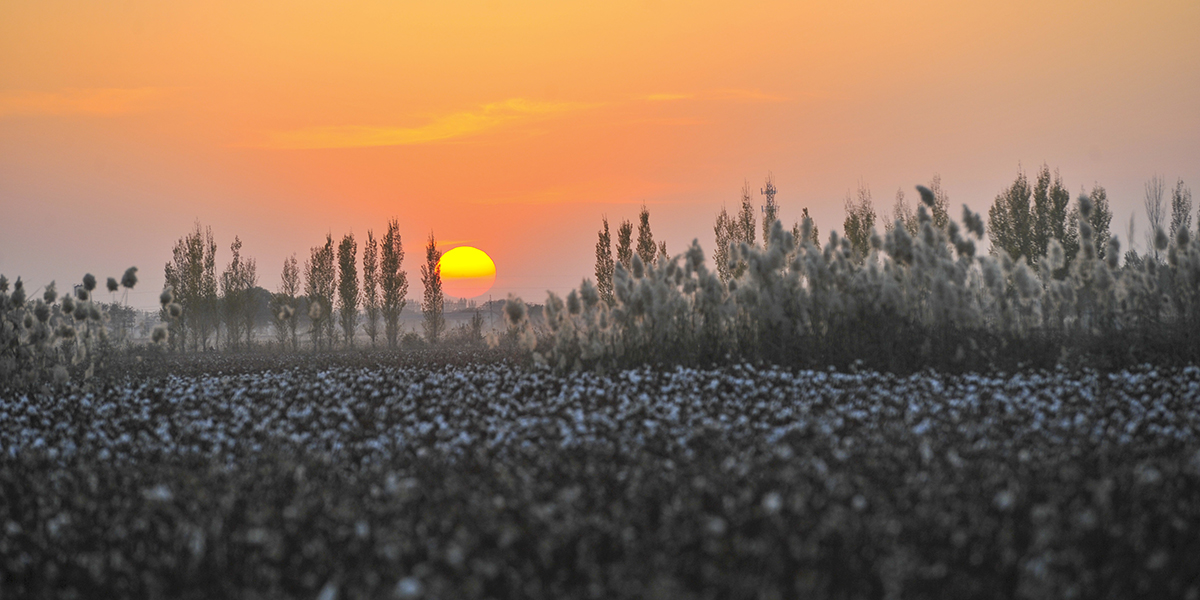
[337,233,359,347]
[1145,175,1167,262]
[889,188,918,236]
[636,204,657,267]
[842,181,876,260]
[305,234,337,350]
[595,217,614,304]
[989,167,1035,262]
[616,219,634,271]
[164,222,218,352]
[220,236,256,350]
[761,173,778,245]
[421,232,445,344]
[380,219,409,349]
[272,254,300,350]
[1171,178,1193,243]
[737,180,756,245]
[362,230,381,347]
[714,206,736,282]
[926,174,950,231]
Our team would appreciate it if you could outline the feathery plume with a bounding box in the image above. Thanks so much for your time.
[83,273,96,292]
[121,266,138,289]
[106,277,119,293]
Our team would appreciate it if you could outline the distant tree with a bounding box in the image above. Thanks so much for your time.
[842,181,876,260]
[926,174,950,231]
[337,233,359,347]
[1087,184,1113,261]
[594,217,614,304]
[801,208,820,248]
[1171,178,1193,243]
[988,167,1035,261]
[615,219,634,272]
[889,188,918,237]
[1031,164,1072,265]
[636,204,657,267]
[305,234,337,350]
[761,173,778,245]
[362,230,381,347]
[737,180,756,246]
[714,206,737,282]
[164,222,218,352]
[421,232,445,344]
[380,219,409,349]
[1145,174,1167,262]
[272,254,300,350]
[220,236,256,350]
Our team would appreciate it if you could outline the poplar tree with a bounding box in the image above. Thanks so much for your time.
[421,232,445,344]
[636,204,657,267]
[380,219,408,349]
[272,254,300,350]
[988,168,1035,262]
[164,222,218,352]
[737,180,756,245]
[337,233,359,347]
[595,217,614,304]
[305,234,337,350]
[220,236,256,349]
[362,230,381,347]
[616,220,634,271]
[761,174,778,246]
[926,174,951,231]
[1171,178,1193,243]
[842,182,876,260]
[714,206,736,282]
[890,188,918,236]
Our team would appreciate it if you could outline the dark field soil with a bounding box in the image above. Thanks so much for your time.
[2,351,1199,599]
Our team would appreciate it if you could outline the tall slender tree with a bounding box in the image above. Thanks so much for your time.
[220,236,256,350]
[164,222,218,352]
[362,230,381,347]
[1087,183,1113,261]
[890,188,918,236]
[988,167,1035,261]
[337,233,359,347]
[380,219,409,349]
[761,173,778,245]
[842,181,876,260]
[1171,178,1193,243]
[305,234,337,350]
[714,207,735,282]
[272,254,300,350]
[421,232,445,344]
[636,204,657,267]
[926,174,950,231]
[737,180,756,245]
[616,219,634,271]
[595,217,614,304]
[1145,174,1167,262]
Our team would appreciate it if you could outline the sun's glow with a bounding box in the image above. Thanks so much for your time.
[438,246,497,299]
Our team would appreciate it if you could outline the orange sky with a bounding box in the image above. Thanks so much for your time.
[2,0,1198,308]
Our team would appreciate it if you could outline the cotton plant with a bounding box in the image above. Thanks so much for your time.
[0,268,138,388]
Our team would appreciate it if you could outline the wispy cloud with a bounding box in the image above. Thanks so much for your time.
[641,89,788,103]
[0,88,164,117]
[258,99,594,149]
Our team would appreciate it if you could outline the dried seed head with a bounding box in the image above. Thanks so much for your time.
[1078,193,1093,219]
[168,303,183,318]
[34,300,50,323]
[76,287,89,302]
[567,289,581,315]
[107,277,119,293]
[152,323,169,344]
[83,273,96,292]
[23,313,34,329]
[44,281,57,304]
[916,185,936,207]
[505,295,527,324]
[0,275,7,293]
[10,278,25,308]
[1154,227,1169,251]
[962,205,985,238]
[160,286,174,306]
[88,304,102,321]
[121,266,138,289]
[1106,237,1121,270]
[1177,227,1190,249]
[62,295,76,315]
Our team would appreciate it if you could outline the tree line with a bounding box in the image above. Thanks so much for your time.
[161,219,455,351]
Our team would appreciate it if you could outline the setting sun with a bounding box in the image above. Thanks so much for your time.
[438,246,497,299]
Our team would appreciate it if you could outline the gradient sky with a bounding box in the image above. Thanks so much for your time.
[2,0,1198,308]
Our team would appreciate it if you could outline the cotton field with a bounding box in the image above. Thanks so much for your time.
[2,353,1198,599]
